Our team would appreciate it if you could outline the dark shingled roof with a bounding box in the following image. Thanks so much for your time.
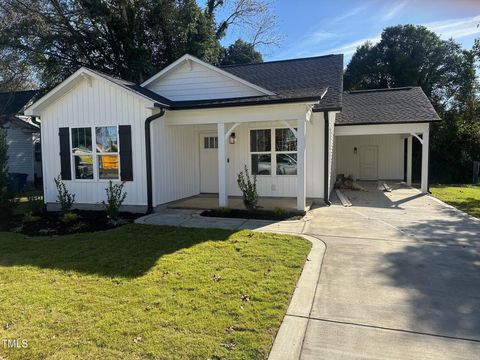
[335,87,440,125]
[0,90,37,115]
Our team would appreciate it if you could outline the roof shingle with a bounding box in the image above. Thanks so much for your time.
[0,90,37,115]
[335,87,440,125]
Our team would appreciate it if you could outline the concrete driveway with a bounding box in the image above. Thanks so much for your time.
[301,183,480,359]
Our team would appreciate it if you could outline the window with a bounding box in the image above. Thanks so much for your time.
[275,128,297,175]
[204,136,218,149]
[72,127,93,180]
[96,126,119,179]
[250,128,297,176]
[250,129,271,175]
[71,126,120,180]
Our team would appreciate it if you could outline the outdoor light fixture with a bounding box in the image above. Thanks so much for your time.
[354,147,358,154]
[229,132,236,144]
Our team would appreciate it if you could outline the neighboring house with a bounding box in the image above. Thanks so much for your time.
[24,54,440,213]
[0,90,40,187]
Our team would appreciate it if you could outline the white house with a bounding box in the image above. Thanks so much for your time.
[24,54,440,213]
[0,90,40,187]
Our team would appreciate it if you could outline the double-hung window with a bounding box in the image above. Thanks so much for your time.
[71,126,119,180]
[250,128,297,176]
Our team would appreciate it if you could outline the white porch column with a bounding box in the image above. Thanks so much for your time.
[421,128,429,194]
[407,136,413,186]
[218,123,227,207]
[297,119,306,211]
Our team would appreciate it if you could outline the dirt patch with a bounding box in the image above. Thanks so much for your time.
[201,208,305,221]
[0,210,143,236]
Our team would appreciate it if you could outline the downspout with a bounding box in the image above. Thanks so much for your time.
[145,104,166,214]
[324,111,331,205]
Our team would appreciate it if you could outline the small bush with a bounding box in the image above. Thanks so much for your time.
[273,207,288,217]
[54,176,75,213]
[102,181,127,220]
[237,165,258,211]
[216,207,231,215]
[27,194,44,214]
[61,212,78,223]
[23,211,41,223]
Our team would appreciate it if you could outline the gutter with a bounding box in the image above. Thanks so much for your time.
[324,111,331,205]
[145,104,166,214]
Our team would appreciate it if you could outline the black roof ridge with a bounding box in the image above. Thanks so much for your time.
[346,87,419,94]
[220,53,343,68]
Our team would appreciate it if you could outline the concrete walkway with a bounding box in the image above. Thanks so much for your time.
[136,184,480,359]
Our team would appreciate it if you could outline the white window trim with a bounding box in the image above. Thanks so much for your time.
[69,125,121,182]
[249,127,298,177]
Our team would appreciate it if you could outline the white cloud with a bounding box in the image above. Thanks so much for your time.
[328,5,369,25]
[324,36,381,56]
[426,15,480,40]
[382,0,409,21]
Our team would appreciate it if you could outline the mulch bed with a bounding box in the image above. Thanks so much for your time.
[0,210,143,236]
[201,208,305,221]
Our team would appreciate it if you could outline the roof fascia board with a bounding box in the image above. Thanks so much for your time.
[25,68,155,116]
[141,54,275,96]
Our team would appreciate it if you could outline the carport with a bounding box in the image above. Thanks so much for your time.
[333,87,440,194]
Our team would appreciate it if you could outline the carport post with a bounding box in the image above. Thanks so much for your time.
[297,118,306,211]
[407,136,412,186]
[421,128,429,194]
[218,123,227,207]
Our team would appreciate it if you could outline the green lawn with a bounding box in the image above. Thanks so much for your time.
[0,225,310,360]
[430,184,480,218]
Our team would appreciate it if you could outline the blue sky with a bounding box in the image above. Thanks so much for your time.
[218,0,480,64]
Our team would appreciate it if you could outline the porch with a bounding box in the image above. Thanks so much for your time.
[166,194,314,211]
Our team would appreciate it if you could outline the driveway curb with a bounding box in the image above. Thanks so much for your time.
[268,234,326,360]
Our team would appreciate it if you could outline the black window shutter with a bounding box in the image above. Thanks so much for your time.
[119,125,133,181]
[59,127,72,180]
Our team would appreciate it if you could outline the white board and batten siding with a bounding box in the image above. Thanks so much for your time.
[6,124,35,182]
[159,113,326,201]
[144,60,264,101]
[335,134,404,180]
[40,77,151,206]
[151,117,200,206]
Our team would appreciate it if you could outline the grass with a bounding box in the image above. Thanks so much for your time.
[0,224,311,360]
[430,184,480,218]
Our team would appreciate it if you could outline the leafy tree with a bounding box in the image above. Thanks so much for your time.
[0,0,276,87]
[345,26,479,183]
[220,39,262,65]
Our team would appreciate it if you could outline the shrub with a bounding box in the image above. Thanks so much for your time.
[61,212,78,223]
[273,207,288,217]
[102,181,127,220]
[23,211,41,223]
[216,207,231,215]
[0,128,12,216]
[237,165,258,211]
[54,176,75,213]
[27,194,44,214]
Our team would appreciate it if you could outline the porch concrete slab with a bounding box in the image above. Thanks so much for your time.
[301,319,480,360]
[169,195,313,211]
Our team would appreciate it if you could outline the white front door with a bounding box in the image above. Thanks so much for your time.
[359,145,378,180]
[199,133,219,193]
